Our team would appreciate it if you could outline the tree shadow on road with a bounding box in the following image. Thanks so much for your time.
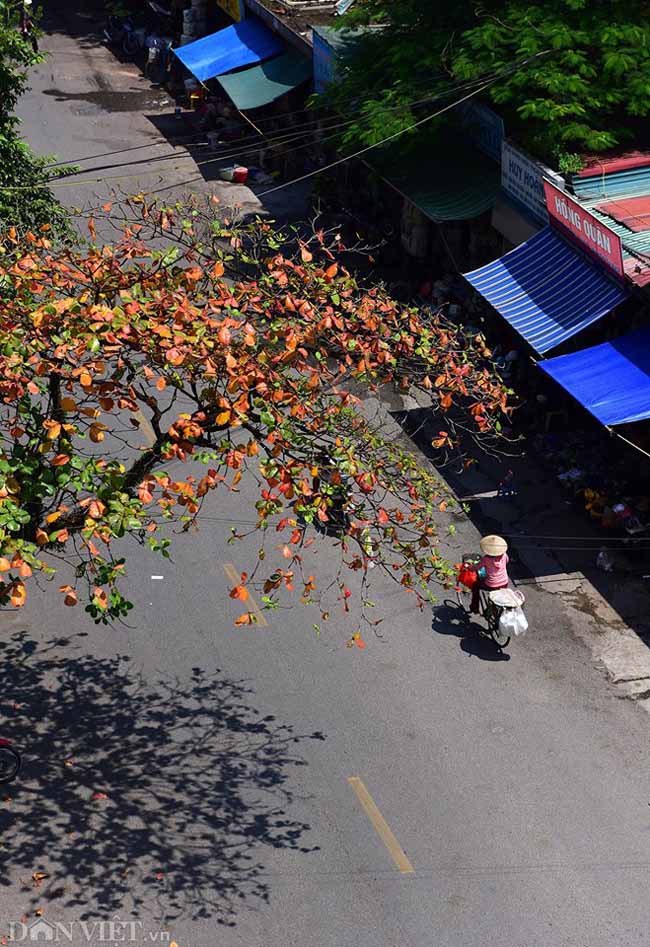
[0,631,323,926]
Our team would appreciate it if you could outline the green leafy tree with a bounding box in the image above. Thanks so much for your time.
[331,0,650,165]
[0,1,70,233]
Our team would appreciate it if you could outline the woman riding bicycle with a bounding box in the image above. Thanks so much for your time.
[471,535,510,614]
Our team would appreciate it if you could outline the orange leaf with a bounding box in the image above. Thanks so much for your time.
[93,587,108,610]
[215,410,231,426]
[88,500,105,519]
[229,585,249,602]
[300,245,312,262]
[89,423,105,443]
[19,562,32,579]
[80,370,92,387]
[35,529,48,546]
[438,500,447,513]
[64,590,78,607]
[282,545,292,559]
[43,420,61,439]
[234,612,254,626]
[10,582,26,608]
[212,261,225,278]
[138,482,154,503]
[325,263,338,279]
[166,347,184,366]
[156,377,166,392]
[0,557,10,571]
[51,454,70,467]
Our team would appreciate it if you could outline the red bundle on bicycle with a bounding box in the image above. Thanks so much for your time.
[457,563,477,589]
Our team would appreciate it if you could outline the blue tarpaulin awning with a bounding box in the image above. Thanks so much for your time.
[463,226,629,354]
[173,19,284,83]
[540,329,650,426]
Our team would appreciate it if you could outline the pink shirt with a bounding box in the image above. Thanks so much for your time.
[479,552,509,588]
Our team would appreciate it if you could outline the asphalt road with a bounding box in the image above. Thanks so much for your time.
[6,7,650,947]
[16,0,309,236]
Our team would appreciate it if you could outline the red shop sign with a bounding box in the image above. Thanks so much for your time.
[543,179,625,278]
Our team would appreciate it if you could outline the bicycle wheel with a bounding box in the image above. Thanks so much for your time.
[0,745,20,783]
[455,584,472,613]
[487,608,510,648]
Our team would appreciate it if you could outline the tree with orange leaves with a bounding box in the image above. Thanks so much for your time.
[0,198,509,631]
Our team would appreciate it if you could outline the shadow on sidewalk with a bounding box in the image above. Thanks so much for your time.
[397,405,650,650]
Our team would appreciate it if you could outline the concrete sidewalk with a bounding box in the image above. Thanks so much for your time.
[393,398,650,710]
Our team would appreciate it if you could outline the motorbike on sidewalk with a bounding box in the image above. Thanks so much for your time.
[454,554,528,649]
[103,1,173,58]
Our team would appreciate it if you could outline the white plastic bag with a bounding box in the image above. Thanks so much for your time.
[499,606,528,637]
[498,608,518,637]
[512,606,528,636]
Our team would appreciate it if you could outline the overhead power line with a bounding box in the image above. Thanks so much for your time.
[0,51,549,195]
[45,73,495,185]
[256,51,552,199]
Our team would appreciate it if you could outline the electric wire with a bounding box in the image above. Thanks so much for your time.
[43,66,481,170]
[104,52,550,202]
[45,73,496,183]
[1,55,548,191]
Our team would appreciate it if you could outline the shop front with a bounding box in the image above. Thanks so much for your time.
[463,180,629,353]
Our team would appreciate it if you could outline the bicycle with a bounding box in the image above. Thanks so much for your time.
[455,554,526,649]
[0,738,21,784]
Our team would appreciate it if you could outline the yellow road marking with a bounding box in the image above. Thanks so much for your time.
[223,562,268,627]
[347,777,415,874]
[134,410,157,448]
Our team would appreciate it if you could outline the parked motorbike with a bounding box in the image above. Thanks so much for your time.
[103,2,173,57]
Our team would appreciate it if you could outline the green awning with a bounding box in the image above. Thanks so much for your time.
[216,51,311,111]
[371,132,500,221]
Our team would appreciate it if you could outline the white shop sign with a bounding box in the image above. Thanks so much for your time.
[501,140,564,224]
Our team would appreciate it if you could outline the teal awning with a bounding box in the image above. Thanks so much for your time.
[216,51,311,110]
[371,132,500,221]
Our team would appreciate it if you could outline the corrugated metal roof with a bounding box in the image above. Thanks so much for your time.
[586,204,650,286]
[575,152,650,178]
[572,164,650,201]
[569,161,650,286]
[463,226,629,354]
[372,133,500,222]
[595,196,650,233]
